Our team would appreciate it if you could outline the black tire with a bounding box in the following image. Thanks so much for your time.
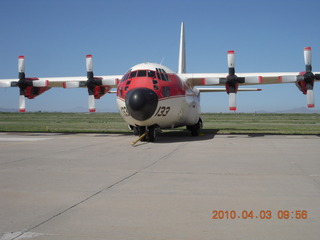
[133,126,139,136]
[191,127,200,136]
[139,126,147,141]
[188,118,203,137]
[148,125,156,142]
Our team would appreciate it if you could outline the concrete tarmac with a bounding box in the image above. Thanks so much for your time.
[0,132,319,240]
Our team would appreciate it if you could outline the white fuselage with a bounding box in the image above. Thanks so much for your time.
[116,62,201,128]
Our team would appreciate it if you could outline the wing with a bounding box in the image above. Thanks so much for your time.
[180,72,320,86]
[180,48,320,111]
[0,55,122,112]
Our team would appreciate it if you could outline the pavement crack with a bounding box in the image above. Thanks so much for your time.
[141,142,187,171]
[11,171,139,240]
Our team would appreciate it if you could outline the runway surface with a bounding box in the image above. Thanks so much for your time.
[0,132,319,240]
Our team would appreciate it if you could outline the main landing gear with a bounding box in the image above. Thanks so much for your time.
[186,118,203,136]
[130,118,203,145]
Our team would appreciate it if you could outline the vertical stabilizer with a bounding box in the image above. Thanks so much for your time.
[178,22,186,74]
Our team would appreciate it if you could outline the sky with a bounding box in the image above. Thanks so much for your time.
[1,0,320,113]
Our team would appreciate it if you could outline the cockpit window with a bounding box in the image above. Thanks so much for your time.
[121,73,129,82]
[137,70,147,77]
[130,71,137,78]
[155,68,170,81]
[148,70,156,78]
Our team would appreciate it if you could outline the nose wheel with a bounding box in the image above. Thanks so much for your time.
[147,125,156,142]
[131,125,157,145]
[139,125,156,142]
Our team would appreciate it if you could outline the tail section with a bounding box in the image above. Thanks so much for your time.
[178,22,186,74]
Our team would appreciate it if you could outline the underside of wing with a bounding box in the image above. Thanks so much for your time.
[197,87,262,92]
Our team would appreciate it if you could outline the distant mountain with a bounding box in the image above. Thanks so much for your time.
[256,107,320,114]
[276,107,320,114]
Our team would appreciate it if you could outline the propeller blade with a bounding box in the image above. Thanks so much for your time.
[86,54,93,79]
[307,89,315,108]
[227,50,235,75]
[86,54,93,71]
[19,94,26,112]
[18,56,25,74]
[0,81,11,87]
[229,92,236,111]
[18,56,26,81]
[304,47,312,71]
[88,94,96,112]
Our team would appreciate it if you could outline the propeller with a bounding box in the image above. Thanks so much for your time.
[14,56,49,112]
[298,47,320,108]
[86,55,102,112]
[225,51,244,111]
[282,47,320,108]
[219,51,262,111]
[63,55,112,112]
[18,56,27,112]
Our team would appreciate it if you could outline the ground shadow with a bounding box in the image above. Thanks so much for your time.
[151,129,219,144]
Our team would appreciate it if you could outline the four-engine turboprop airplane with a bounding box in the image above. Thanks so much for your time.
[1,22,320,142]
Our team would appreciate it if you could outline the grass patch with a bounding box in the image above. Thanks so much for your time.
[0,112,319,135]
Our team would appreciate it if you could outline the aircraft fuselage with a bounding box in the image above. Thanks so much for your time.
[116,62,201,129]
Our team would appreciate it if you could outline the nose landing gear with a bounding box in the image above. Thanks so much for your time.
[131,125,158,146]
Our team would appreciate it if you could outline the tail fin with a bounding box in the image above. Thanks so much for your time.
[178,22,186,74]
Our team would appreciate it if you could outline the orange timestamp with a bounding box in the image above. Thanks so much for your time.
[212,210,308,220]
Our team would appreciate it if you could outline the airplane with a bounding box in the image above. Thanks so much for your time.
[0,22,320,142]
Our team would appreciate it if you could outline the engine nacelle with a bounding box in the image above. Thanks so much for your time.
[93,85,111,99]
[24,86,51,99]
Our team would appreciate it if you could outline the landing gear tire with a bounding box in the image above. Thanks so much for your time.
[138,126,147,141]
[187,118,203,137]
[129,125,140,136]
[133,127,139,136]
[147,125,156,142]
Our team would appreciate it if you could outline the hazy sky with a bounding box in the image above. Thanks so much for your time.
[1,0,320,112]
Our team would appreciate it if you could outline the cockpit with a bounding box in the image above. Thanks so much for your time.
[117,64,183,100]
[121,68,171,82]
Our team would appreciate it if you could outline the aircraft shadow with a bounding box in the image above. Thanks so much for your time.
[154,129,218,144]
